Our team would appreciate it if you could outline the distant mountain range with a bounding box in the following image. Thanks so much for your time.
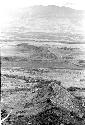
[1,5,85,41]
[19,5,85,18]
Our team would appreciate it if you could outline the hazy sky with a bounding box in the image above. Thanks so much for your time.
[0,0,85,18]
[0,0,85,11]
[0,0,85,30]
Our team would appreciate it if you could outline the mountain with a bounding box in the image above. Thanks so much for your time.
[1,5,85,41]
[19,5,84,18]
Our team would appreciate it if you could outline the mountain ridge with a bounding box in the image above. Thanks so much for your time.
[19,5,85,19]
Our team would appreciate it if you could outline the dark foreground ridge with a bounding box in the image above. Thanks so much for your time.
[1,78,85,125]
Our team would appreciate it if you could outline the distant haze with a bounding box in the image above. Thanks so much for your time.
[0,0,85,31]
[0,5,85,34]
[0,0,85,10]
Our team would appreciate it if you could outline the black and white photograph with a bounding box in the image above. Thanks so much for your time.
[0,0,85,124]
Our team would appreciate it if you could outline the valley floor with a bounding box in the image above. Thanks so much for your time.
[1,41,85,125]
